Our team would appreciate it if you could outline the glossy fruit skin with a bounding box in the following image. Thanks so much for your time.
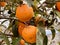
[16,4,34,22]
[22,25,37,43]
[56,2,60,11]
[0,2,6,7]
[20,39,25,45]
[18,23,26,36]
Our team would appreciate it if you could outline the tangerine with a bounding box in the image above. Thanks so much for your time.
[18,23,26,36]
[56,2,60,11]
[0,2,6,7]
[16,4,34,22]
[20,39,25,45]
[22,25,37,43]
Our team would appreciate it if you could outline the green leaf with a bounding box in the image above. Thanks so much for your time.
[55,10,60,18]
[1,20,8,24]
[25,0,33,6]
[31,43,36,45]
[36,31,43,45]
[51,27,56,40]
[25,43,29,45]
[58,42,60,45]
[37,0,40,2]
[7,23,12,29]
[0,32,10,45]
[38,21,44,27]
[12,37,21,45]
[7,20,13,29]
[12,25,19,37]
[37,25,48,45]
[43,35,48,45]
[33,0,38,6]
[10,13,15,17]
[0,24,7,28]
[58,29,60,32]
[37,25,46,37]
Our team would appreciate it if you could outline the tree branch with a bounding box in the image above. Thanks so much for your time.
[0,17,25,24]
[0,33,14,37]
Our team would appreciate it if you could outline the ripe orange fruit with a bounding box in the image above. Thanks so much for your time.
[0,2,6,7]
[16,4,34,22]
[22,25,37,43]
[20,39,25,45]
[18,23,26,36]
[56,2,60,11]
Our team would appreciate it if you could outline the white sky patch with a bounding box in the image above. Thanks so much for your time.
[40,0,45,4]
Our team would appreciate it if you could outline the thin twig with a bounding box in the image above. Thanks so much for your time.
[0,40,4,45]
[0,17,25,24]
[0,33,14,37]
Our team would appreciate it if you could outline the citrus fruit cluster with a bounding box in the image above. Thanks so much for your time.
[18,23,37,44]
[16,3,37,44]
